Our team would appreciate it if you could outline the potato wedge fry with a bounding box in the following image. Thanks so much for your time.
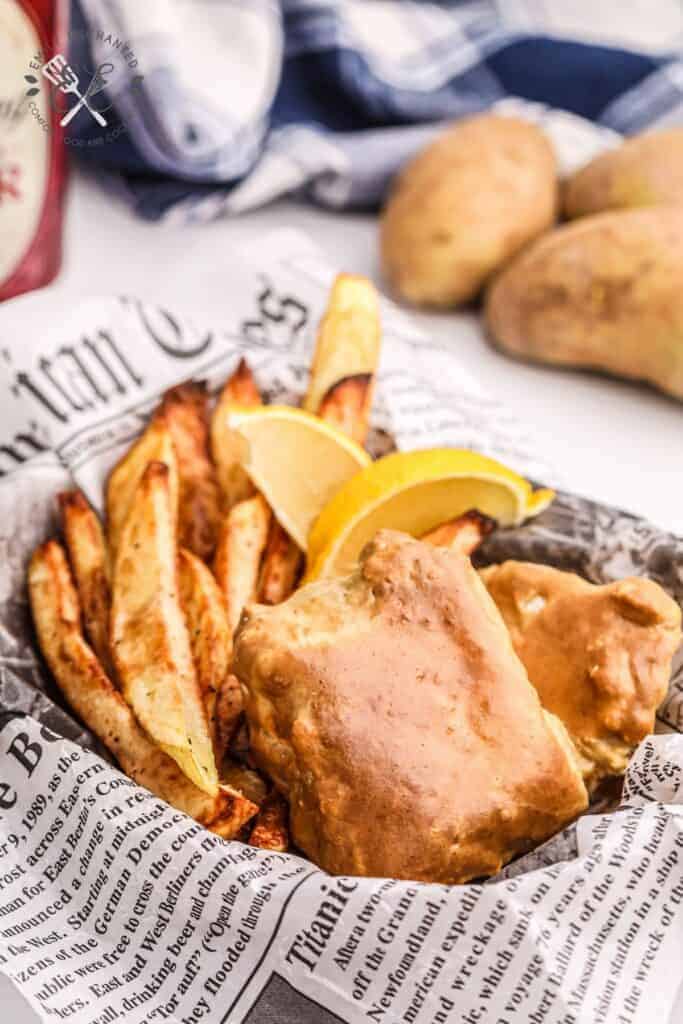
[209,784,259,839]
[178,547,233,756]
[304,273,381,445]
[213,493,271,635]
[161,383,221,561]
[59,490,113,677]
[28,540,239,827]
[258,520,302,605]
[317,374,374,443]
[219,357,261,407]
[421,510,496,556]
[249,792,290,852]
[211,358,261,511]
[106,411,178,562]
[111,461,218,795]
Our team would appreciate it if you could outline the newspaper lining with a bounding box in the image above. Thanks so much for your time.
[0,230,681,1024]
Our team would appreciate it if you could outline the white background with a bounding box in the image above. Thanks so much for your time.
[2,165,682,1019]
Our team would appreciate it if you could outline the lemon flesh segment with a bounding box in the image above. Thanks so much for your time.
[307,448,554,580]
[224,405,371,550]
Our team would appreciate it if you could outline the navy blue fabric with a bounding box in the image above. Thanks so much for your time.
[487,40,659,120]
[64,0,679,221]
[271,54,376,131]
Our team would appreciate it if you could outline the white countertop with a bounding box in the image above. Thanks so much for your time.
[31,170,683,533]
[3,168,681,1020]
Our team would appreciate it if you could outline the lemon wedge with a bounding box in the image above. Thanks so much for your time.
[306,448,554,579]
[221,405,371,549]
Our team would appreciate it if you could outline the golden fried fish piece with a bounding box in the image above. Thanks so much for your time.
[233,530,587,883]
[482,561,681,790]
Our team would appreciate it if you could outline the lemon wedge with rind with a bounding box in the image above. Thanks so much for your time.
[306,448,554,580]
[222,405,371,549]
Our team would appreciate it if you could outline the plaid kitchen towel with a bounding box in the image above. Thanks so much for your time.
[64,0,683,222]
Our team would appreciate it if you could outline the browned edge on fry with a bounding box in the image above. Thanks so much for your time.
[28,539,235,828]
[110,459,218,796]
[304,272,381,447]
[161,381,221,561]
[59,489,115,679]
[211,358,262,512]
[421,510,496,556]
[213,492,272,635]
[258,520,303,605]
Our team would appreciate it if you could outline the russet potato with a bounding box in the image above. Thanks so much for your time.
[380,114,558,308]
[564,128,683,219]
[485,206,683,400]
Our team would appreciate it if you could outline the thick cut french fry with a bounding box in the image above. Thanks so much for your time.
[317,374,374,442]
[59,490,113,677]
[111,461,218,795]
[209,784,260,839]
[219,357,261,407]
[161,383,221,562]
[213,493,271,635]
[106,411,178,562]
[211,358,261,512]
[178,547,233,757]
[421,510,496,556]
[258,520,303,605]
[304,273,381,446]
[28,540,248,829]
[249,792,290,852]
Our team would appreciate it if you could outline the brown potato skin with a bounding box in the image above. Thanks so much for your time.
[380,114,557,308]
[564,129,683,219]
[485,206,683,401]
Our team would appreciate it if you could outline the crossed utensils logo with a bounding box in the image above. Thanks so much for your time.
[25,54,132,128]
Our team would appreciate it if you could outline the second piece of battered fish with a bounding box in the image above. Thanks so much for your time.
[233,530,587,883]
[482,561,681,790]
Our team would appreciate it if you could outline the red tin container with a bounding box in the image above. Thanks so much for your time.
[0,0,68,301]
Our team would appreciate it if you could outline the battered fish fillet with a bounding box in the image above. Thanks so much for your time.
[233,530,587,883]
[482,561,681,790]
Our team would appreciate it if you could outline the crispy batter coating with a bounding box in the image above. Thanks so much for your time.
[220,761,268,807]
[482,561,681,789]
[233,530,587,883]
[215,674,245,752]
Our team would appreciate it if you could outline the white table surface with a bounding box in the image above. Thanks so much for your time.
[23,170,683,532]
[3,168,682,1020]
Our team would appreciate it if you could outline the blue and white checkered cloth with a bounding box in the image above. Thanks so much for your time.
[69,0,683,222]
